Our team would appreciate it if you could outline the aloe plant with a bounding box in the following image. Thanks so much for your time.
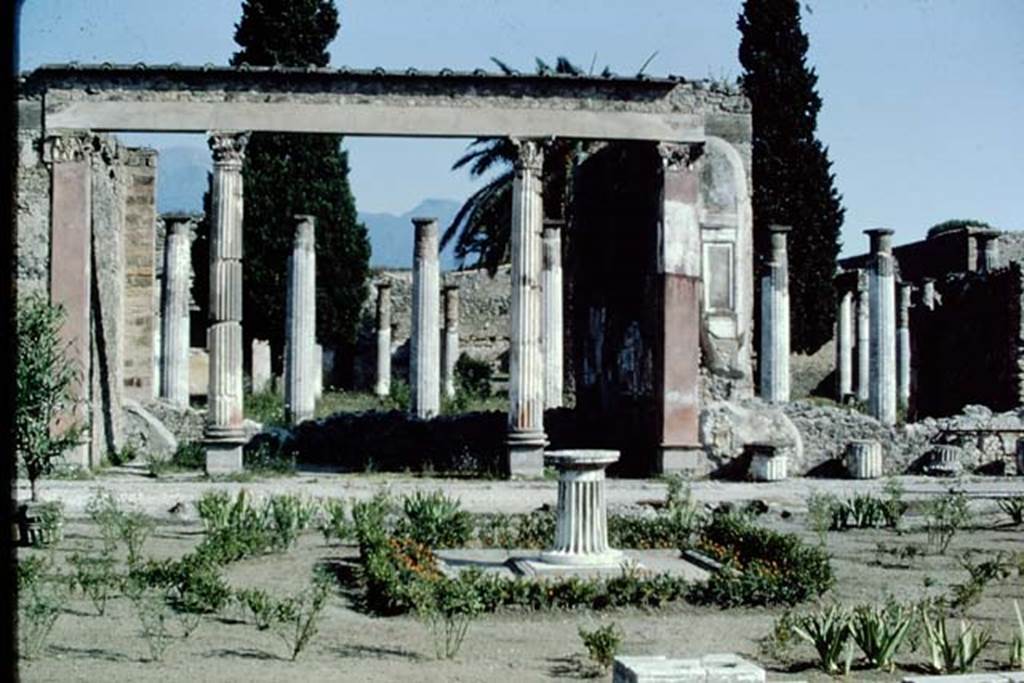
[921,611,991,674]
[850,603,913,672]
[792,604,853,674]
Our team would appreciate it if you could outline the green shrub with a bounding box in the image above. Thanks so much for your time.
[317,498,352,545]
[923,490,972,555]
[352,489,397,556]
[399,490,472,549]
[34,500,65,547]
[17,556,63,660]
[949,551,1013,612]
[264,493,317,551]
[806,492,836,545]
[171,441,206,469]
[579,622,622,671]
[411,569,484,659]
[881,478,909,529]
[245,389,287,427]
[454,354,492,399]
[387,380,411,411]
[235,587,278,630]
[68,551,120,616]
[16,294,86,501]
[997,495,1024,525]
[243,437,296,474]
[694,513,834,607]
[84,489,153,566]
[132,587,177,662]
[473,510,554,549]
[273,570,333,661]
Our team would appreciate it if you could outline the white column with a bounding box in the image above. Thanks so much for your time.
[410,217,440,418]
[759,224,790,403]
[540,450,622,566]
[313,343,323,400]
[836,288,853,400]
[506,139,547,476]
[855,269,871,403]
[160,215,193,408]
[251,339,271,393]
[285,215,317,425]
[542,219,564,409]
[205,131,249,474]
[374,281,392,397]
[867,228,897,425]
[441,284,460,400]
[897,281,912,411]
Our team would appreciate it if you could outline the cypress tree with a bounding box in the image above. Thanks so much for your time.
[738,0,845,354]
[231,0,369,382]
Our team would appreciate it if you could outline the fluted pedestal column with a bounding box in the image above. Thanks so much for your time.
[845,440,883,479]
[374,281,392,397]
[205,131,249,474]
[506,139,547,477]
[855,269,871,403]
[539,450,623,566]
[285,215,316,425]
[867,228,897,425]
[897,282,912,411]
[411,217,440,419]
[836,289,853,401]
[442,284,460,400]
[542,219,564,409]
[160,215,194,408]
[759,225,791,403]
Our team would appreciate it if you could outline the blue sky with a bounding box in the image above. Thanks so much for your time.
[19,0,1024,255]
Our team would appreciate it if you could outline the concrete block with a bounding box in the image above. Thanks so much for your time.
[613,654,765,683]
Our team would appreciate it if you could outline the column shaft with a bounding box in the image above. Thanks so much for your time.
[374,282,392,397]
[542,220,564,409]
[855,270,871,403]
[867,229,897,425]
[442,285,460,399]
[759,225,790,402]
[205,132,249,473]
[506,139,546,476]
[897,282,912,410]
[411,218,440,418]
[837,290,853,400]
[285,215,317,425]
[160,217,193,408]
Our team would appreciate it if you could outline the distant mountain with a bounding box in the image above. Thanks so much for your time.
[152,145,467,270]
[360,198,463,270]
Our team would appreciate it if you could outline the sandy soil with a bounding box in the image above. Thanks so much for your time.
[16,473,1024,682]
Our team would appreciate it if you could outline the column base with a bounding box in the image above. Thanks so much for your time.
[505,431,546,478]
[654,446,706,477]
[205,441,244,475]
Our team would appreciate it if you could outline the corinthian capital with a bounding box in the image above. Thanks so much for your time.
[208,131,250,166]
[656,141,704,171]
[43,133,94,164]
[510,138,544,174]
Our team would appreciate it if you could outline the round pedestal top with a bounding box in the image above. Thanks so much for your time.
[544,449,620,469]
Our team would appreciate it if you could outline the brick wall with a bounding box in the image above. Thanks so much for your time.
[121,148,158,400]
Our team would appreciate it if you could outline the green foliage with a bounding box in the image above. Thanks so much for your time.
[882,478,909,530]
[473,510,554,549]
[411,570,484,659]
[850,602,913,672]
[997,495,1024,525]
[454,354,492,400]
[68,551,120,616]
[805,492,836,545]
[272,570,333,661]
[927,218,993,239]
[85,489,152,565]
[791,604,853,674]
[171,441,206,470]
[131,587,177,662]
[244,436,297,474]
[235,587,278,630]
[245,390,287,428]
[387,380,411,412]
[398,490,472,549]
[921,611,991,674]
[33,500,65,547]
[694,513,834,607]
[923,489,972,554]
[352,489,397,554]
[17,567,63,660]
[230,0,368,369]
[15,294,86,500]
[317,497,352,544]
[948,551,1013,613]
[738,0,845,352]
[578,622,623,672]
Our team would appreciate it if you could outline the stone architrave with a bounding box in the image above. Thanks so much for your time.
[759,225,791,403]
[542,219,564,409]
[867,228,897,425]
[855,269,871,404]
[204,131,249,474]
[251,339,271,393]
[441,284,460,400]
[410,217,440,419]
[654,142,704,474]
[921,278,937,310]
[313,343,324,399]
[836,288,853,401]
[374,280,392,397]
[46,134,93,468]
[506,139,547,476]
[160,214,194,408]
[285,215,317,426]
[897,281,912,411]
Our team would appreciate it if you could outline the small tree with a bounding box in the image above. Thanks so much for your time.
[15,295,85,500]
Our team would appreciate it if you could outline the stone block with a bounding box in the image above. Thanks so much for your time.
[613,654,765,683]
[205,442,243,475]
[926,444,962,476]
[845,439,883,479]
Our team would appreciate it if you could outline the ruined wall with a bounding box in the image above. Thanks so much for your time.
[353,265,513,389]
[121,149,158,400]
[913,265,1024,417]
[15,98,49,301]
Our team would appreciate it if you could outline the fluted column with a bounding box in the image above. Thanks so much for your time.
[759,225,791,403]
[285,215,316,425]
[506,139,547,477]
[542,219,564,409]
[442,284,460,400]
[867,228,897,425]
[411,217,440,418]
[855,269,871,403]
[205,131,249,473]
[897,281,912,411]
[374,280,392,397]
[160,215,194,408]
[836,288,853,400]
[540,450,622,566]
